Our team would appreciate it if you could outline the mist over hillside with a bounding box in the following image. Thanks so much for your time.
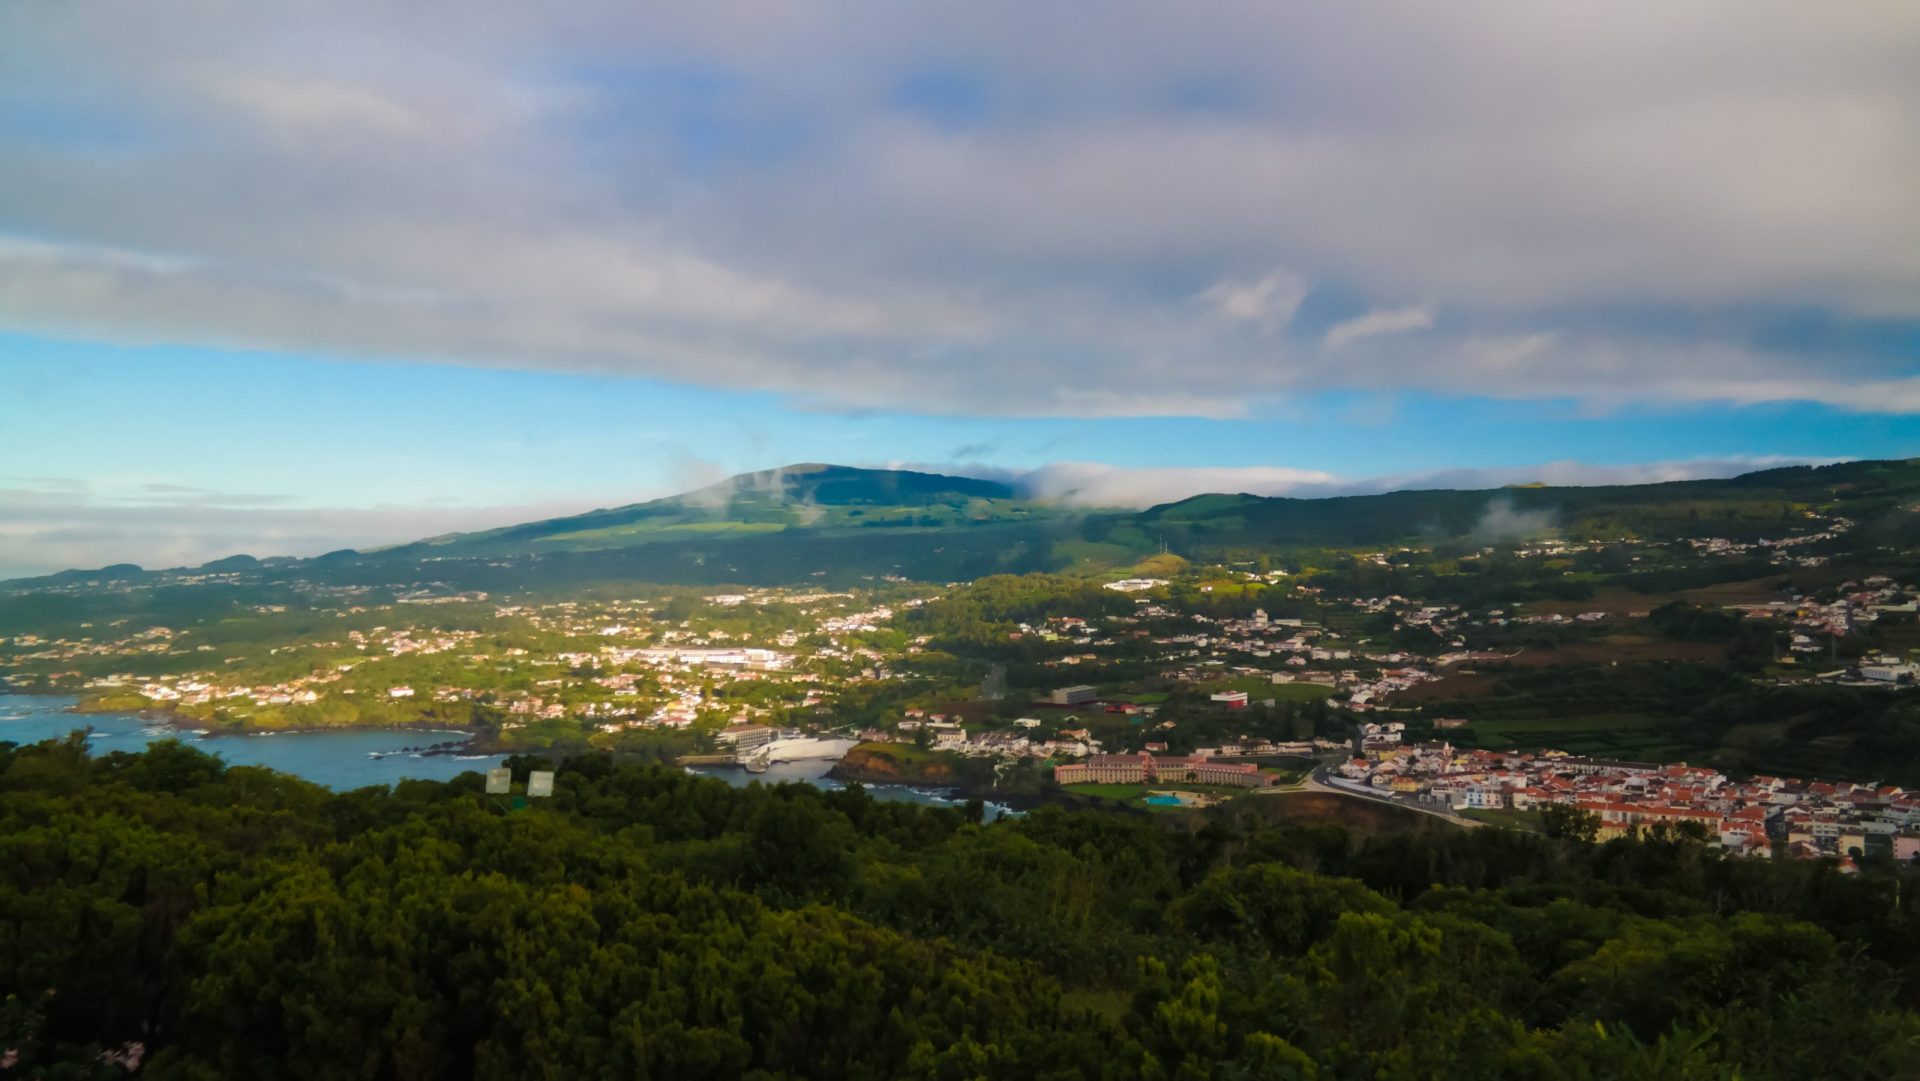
[7,457,1918,596]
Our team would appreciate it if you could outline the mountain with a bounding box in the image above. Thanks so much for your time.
[1127,458,1920,553]
[243,464,1073,592]
[386,464,1029,558]
[9,459,1920,597]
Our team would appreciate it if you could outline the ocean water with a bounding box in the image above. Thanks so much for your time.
[0,694,504,790]
[1,695,1015,817]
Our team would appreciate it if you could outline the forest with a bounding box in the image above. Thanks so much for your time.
[3,736,1918,1079]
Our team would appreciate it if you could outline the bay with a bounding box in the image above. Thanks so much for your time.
[0,694,504,790]
[2,695,1015,817]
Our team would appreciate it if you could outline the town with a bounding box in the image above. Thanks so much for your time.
[8,500,1920,867]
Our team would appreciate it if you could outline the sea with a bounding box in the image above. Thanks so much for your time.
[0,695,1012,818]
[0,694,505,790]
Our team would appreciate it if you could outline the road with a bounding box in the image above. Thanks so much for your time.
[1253,763,1486,829]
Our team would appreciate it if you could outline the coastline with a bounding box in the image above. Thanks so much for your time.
[826,753,1053,811]
[30,691,491,755]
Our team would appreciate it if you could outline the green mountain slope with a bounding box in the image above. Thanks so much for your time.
[1125,458,1920,554]
[386,464,1032,557]
[9,458,1920,596]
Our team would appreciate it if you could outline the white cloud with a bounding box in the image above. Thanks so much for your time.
[1332,456,1830,496]
[0,454,1838,578]
[0,3,1915,415]
[1013,462,1339,506]
[951,455,1827,508]
[1199,270,1309,332]
[0,494,598,581]
[1460,332,1556,371]
[1325,304,1435,349]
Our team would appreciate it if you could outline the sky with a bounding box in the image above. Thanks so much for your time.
[2,3,1918,578]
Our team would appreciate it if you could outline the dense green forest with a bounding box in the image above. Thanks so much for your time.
[3,738,1917,1078]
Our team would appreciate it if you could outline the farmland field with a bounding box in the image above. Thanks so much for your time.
[1060,782,1258,810]
[1439,710,1701,759]
[1458,807,1547,831]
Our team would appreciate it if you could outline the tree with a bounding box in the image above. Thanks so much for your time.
[1542,803,1601,843]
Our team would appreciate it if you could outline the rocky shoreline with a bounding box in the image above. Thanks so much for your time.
[826,746,1054,811]
[52,694,492,754]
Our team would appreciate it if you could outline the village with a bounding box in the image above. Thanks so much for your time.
[8,506,1920,870]
[1333,726,1920,867]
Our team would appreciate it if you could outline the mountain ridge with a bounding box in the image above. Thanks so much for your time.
[9,457,1920,590]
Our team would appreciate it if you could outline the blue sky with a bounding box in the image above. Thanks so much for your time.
[8,332,1914,509]
[1,4,1917,576]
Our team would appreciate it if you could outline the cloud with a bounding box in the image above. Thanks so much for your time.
[0,4,1915,416]
[1460,332,1555,371]
[122,483,290,506]
[0,453,1838,578]
[1325,304,1435,349]
[1012,462,1339,506]
[1199,269,1309,332]
[666,454,738,511]
[939,454,1828,508]
[1314,456,1834,497]
[667,461,833,522]
[1469,497,1558,542]
[0,493,594,581]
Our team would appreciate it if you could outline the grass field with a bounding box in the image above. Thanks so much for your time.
[535,520,790,545]
[1258,764,1309,785]
[1391,672,1499,702]
[1460,711,1673,756]
[1053,539,1144,567]
[1458,807,1547,832]
[1521,575,1789,618]
[1060,782,1256,811]
[1266,681,1337,702]
[845,741,949,766]
[1499,638,1728,667]
[1061,783,1151,801]
[1398,661,1734,762]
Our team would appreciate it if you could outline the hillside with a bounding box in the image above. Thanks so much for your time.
[8,458,1920,598]
[387,464,1032,557]
[1117,458,1920,554]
